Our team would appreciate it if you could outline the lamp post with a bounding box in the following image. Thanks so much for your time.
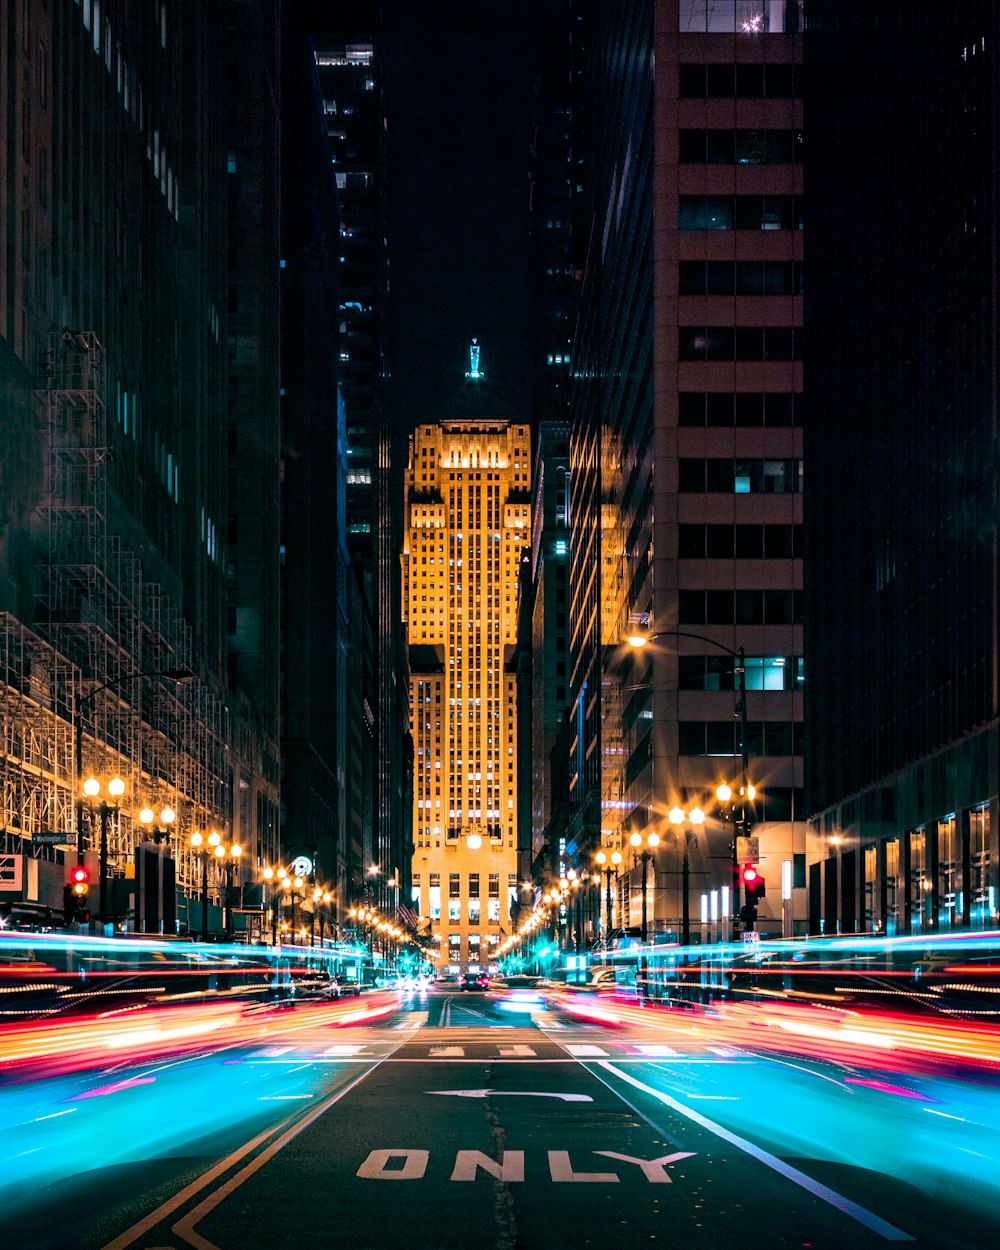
[668,803,705,947]
[628,629,752,940]
[628,831,659,942]
[593,849,623,941]
[189,831,214,942]
[281,873,305,945]
[188,830,239,941]
[82,774,125,928]
[138,803,176,845]
[219,840,243,940]
[312,887,333,947]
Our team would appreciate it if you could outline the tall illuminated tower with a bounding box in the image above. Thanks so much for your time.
[405,350,531,970]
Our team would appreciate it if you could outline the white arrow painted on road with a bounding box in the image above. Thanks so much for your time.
[427,1090,593,1102]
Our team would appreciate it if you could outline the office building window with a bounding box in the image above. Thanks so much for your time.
[678,392,799,427]
[679,261,803,296]
[679,327,802,362]
[679,459,802,494]
[678,195,803,231]
[679,130,802,165]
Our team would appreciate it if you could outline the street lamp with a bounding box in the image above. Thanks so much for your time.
[628,830,661,942]
[668,803,704,947]
[217,839,243,940]
[628,629,753,939]
[82,773,125,928]
[593,849,623,941]
[281,873,306,945]
[312,886,334,947]
[188,830,239,941]
[138,803,176,844]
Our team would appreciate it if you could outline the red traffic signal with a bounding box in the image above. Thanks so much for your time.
[71,864,90,896]
[742,864,765,903]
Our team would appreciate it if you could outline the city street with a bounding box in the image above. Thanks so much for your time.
[2,986,997,1250]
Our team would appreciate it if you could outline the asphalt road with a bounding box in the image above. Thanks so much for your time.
[2,987,998,1250]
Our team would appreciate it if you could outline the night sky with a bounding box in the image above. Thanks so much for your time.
[385,2,554,432]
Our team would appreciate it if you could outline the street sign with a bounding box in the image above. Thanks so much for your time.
[742,930,760,945]
[31,831,73,847]
[736,836,759,864]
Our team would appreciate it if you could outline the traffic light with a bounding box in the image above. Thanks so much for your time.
[740,865,766,927]
[64,865,91,925]
[742,864,766,902]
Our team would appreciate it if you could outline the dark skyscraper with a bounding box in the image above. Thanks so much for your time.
[804,0,999,937]
[290,4,410,918]
[561,0,805,943]
[0,1,279,930]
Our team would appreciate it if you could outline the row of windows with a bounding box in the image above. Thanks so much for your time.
[680,261,803,297]
[680,589,803,625]
[680,129,802,165]
[679,391,801,427]
[679,62,800,99]
[415,873,517,888]
[678,1,800,37]
[678,655,804,692]
[679,326,802,362]
[679,523,802,560]
[679,196,803,232]
[679,458,802,494]
[679,720,801,757]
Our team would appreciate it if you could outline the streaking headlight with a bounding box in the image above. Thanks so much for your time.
[501,991,545,1013]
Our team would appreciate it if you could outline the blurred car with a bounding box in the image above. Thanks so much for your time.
[461,972,490,991]
[490,974,545,1014]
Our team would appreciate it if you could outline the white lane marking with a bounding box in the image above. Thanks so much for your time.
[19,1109,77,1126]
[597,1061,914,1242]
[427,1089,592,1102]
[255,1046,294,1057]
[634,1044,678,1056]
[259,1095,313,1101]
[497,1044,537,1057]
[565,1044,608,1057]
[171,1066,384,1250]
[99,1051,398,1250]
[707,1046,741,1056]
[428,1046,465,1057]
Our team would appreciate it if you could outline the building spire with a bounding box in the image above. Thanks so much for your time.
[465,337,483,380]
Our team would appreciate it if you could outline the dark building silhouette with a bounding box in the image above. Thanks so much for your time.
[286,2,411,924]
[279,32,351,931]
[559,0,805,944]
[804,0,1000,936]
[0,1,279,932]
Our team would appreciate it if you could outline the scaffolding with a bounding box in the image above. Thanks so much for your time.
[0,331,236,912]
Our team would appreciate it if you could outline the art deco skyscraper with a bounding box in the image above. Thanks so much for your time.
[405,363,531,970]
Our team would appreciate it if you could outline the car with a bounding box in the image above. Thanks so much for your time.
[460,972,490,991]
[490,974,546,1014]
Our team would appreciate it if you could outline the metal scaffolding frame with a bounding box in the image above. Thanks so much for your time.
[0,331,236,914]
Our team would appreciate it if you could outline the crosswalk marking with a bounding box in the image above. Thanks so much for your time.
[428,1046,466,1057]
[707,1046,740,1056]
[256,1046,294,1057]
[322,1044,369,1056]
[634,1043,679,1057]
[497,1044,537,1058]
[565,1044,608,1057]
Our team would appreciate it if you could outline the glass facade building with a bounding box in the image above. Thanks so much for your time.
[804,0,999,935]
